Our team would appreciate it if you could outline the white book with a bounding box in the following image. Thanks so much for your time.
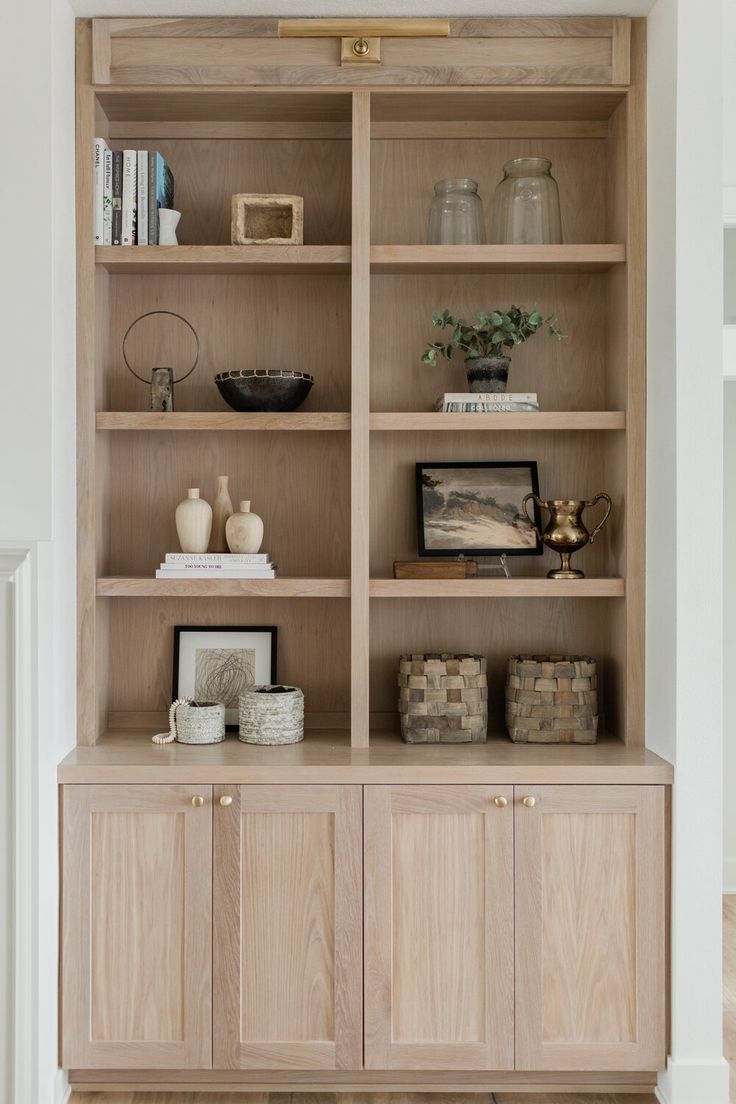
[158,563,273,572]
[137,151,148,245]
[93,138,108,245]
[156,568,277,579]
[121,149,137,245]
[164,552,271,564]
[441,401,539,412]
[102,149,113,245]
[440,392,537,403]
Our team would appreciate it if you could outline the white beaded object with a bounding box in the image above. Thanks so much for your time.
[152,697,193,744]
[238,685,304,745]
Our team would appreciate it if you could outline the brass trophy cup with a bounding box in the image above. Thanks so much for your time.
[521,493,612,580]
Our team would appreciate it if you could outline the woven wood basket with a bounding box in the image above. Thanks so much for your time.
[398,653,488,743]
[505,654,598,744]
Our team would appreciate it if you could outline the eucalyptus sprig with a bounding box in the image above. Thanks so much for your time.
[422,306,563,364]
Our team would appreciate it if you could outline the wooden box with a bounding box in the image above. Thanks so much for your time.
[505,654,598,744]
[398,653,488,743]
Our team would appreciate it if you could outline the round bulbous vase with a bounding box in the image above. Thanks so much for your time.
[210,475,234,553]
[175,488,212,553]
[158,209,181,246]
[490,157,562,245]
[226,500,264,554]
[465,355,511,394]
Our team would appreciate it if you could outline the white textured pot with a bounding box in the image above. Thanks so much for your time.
[175,488,212,553]
[238,685,304,745]
[158,209,181,245]
[226,499,264,554]
[210,475,234,552]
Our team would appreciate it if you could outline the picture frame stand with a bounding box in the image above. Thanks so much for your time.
[476,554,511,578]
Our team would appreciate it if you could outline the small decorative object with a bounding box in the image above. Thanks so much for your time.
[152,697,226,745]
[215,368,313,413]
[427,178,485,245]
[226,500,264,554]
[399,654,487,743]
[422,307,563,394]
[158,209,181,245]
[210,475,234,553]
[122,309,200,411]
[506,655,598,744]
[393,559,478,579]
[521,493,612,579]
[231,193,304,245]
[416,462,542,559]
[490,157,562,245]
[238,685,304,745]
[175,488,212,553]
[173,625,277,727]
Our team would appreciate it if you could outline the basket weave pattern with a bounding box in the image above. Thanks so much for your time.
[398,653,488,743]
[505,654,598,744]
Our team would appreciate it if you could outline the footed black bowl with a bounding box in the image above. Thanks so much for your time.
[215,369,314,413]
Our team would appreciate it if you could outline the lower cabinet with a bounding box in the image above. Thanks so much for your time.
[61,781,666,1075]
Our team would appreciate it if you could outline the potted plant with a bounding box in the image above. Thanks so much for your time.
[421,306,563,393]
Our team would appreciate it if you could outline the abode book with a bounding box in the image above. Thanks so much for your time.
[436,391,539,412]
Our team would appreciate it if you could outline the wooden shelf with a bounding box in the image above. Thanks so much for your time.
[370,412,626,431]
[96,577,350,598]
[58,729,673,785]
[370,578,625,598]
[96,412,350,431]
[95,245,351,274]
[370,244,626,274]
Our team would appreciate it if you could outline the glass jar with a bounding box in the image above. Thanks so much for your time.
[490,157,562,245]
[427,178,485,245]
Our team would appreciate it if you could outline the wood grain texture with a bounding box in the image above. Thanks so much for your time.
[95,87,353,122]
[97,411,350,431]
[69,1073,655,1092]
[70,1086,656,1099]
[369,89,626,124]
[97,245,350,273]
[213,785,362,1069]
[370,245,625,273]
[370,579,624,597]
[514,785,665,1071]
[364,785,514,1070]
[97,578,350,597]
[370,412,626,431]
[62,784,212,1069]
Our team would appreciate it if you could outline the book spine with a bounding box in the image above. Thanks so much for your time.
[93,138,107,245]
[121,149,137,246]
[156,570,277,579]
[137,151,148,245]
[441,392,537,403]
[111,150,123,245]
[102,148,113,246]
[148,151,159,244]
[165,553,271,564]
[441,401,539,412]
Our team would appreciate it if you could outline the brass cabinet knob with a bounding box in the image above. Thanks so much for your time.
[191,795,205,808]
[522,795,536,808]
[219,795,233,807]
[493,795,508,808]
[352,37,370,55]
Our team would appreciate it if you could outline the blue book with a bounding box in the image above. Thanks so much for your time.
[147,152,175,244]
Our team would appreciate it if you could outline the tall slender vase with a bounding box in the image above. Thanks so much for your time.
[210,475,234,552]
[175,488,212,553]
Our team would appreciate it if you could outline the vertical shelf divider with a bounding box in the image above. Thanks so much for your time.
[350,90,372,747]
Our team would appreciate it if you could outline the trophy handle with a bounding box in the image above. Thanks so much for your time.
[585,492,612,543]
[521,492,543,540]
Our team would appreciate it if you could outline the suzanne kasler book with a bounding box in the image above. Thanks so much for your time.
[164,552,271,565]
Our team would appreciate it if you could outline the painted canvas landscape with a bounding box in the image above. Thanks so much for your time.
[418,463,540,555]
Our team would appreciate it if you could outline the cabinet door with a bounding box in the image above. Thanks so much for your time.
[364,785,514,1070]
[213,784,362,1069]
[515,784,665,1071]
[61,784,212,1069]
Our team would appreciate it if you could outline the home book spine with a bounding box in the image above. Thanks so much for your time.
[102,149,113,245]
[121,150,137,246]
[93,138,108,245]
[164,553,271,564]
[137,151,148,245]
[111,150,123,245]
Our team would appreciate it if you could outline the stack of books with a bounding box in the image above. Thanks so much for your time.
[94,139,174,246]
[155,553,277,580]
[437,392,539,412]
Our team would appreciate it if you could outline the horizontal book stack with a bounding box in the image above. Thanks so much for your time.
[437,392,540,412]
[155,553,277,579]
[94,139,174,246]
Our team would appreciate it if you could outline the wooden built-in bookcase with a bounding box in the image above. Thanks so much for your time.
[76,18,646,759]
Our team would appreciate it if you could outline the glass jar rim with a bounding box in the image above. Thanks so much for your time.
[433,177,480,193]
[501,156,553,176]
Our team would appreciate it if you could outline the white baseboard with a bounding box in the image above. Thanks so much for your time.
[54,1068,70,1104]
[724,857,736,893]
[657,1056,730,1104]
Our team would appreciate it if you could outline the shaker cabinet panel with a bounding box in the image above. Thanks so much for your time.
[514,784,666,1071]
[364,785,514,1070]
[213,784,363,1070]
[61,784,213,1069]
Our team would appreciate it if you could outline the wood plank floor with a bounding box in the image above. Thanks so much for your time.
[72,895,736,1104]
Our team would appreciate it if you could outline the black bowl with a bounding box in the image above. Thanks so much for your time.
[215,369,314,413]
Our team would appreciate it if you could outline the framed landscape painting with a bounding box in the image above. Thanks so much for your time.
[173,625,277,726]
[416,461,543,558]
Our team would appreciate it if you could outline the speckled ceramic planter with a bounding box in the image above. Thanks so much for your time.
[465,354,511,394]
[238,685,305,745]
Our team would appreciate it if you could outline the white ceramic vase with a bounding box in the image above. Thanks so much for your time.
[226,500,264,554]
[158,209,181,246]
[210,475,234,552]
[175,488,212,553]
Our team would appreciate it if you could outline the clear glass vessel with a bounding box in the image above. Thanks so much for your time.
[490,157,562,245]
[427,178,485,245]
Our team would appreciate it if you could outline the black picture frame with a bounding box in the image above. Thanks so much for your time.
[172,625,278,727]
[415,461,543,558]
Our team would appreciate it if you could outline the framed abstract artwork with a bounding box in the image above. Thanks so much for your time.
[172,625,277,727]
